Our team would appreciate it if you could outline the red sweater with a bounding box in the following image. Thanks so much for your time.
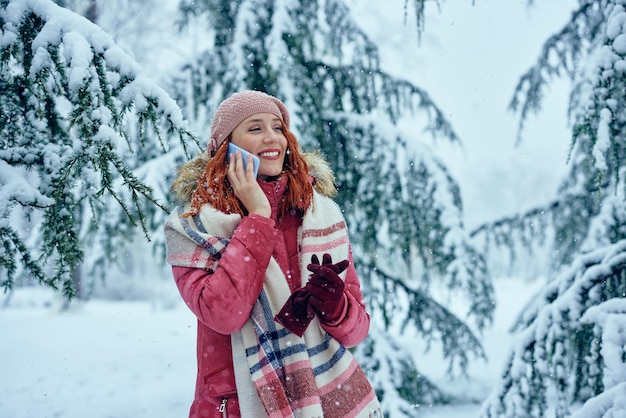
[172,178,370,417]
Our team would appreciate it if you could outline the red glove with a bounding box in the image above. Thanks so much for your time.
[305,254,349,323]
[274,288,316,337]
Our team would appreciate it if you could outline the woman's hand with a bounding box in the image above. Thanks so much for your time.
[227,150,271,217]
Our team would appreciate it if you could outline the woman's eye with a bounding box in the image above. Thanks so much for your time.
[274,126,283,131]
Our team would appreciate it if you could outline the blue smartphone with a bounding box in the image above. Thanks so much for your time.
[228,142,260,177]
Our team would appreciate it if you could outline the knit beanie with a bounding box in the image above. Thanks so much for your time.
[207,90,291,156]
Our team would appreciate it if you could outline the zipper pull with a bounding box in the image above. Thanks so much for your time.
[219,398,227,415]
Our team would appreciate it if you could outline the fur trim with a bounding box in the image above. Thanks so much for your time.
[305,150,337,199]
[170,150,337,204]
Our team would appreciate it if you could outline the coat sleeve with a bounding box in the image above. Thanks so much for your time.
[318,246,370,348]
[172,214,277,335]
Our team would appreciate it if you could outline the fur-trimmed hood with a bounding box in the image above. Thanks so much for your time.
[170,150,337,204]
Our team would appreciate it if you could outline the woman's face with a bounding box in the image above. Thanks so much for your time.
[230,112,287,180]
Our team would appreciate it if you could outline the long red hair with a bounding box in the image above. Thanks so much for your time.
[185,126,313,219]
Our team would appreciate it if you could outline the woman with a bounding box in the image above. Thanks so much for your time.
[165,90,382,417]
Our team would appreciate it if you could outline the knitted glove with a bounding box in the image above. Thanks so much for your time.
[274,288,316,337]
[305,253,349,323]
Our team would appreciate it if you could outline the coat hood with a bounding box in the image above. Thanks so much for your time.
[170,150,337,204]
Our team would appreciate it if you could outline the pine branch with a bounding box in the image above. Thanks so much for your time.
[0,226,48,293]
[365,261,487,375]
[479,239,626,418]
[316,62,459,142]
[469,189,603,269]
[0,0,197,298]
[509,0,603,144]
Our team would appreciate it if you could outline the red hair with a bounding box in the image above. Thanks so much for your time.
[185,126,313,219]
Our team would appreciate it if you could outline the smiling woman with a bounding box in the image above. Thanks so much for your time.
[230,113,286,180]
[163,90,383,418]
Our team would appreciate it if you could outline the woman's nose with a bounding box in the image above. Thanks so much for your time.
[264,127,279,142]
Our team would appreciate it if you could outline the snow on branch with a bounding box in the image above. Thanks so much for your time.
[479,239,626,418]
[580,298,626,394]
[0,0,197,298]
[0,160,54,220]
[570,382,626,418]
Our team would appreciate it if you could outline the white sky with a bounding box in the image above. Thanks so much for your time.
[350,0,578,229]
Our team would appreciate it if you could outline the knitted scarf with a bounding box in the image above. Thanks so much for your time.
[165,190,383,418]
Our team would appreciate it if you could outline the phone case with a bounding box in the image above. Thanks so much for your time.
[228,143,260,177]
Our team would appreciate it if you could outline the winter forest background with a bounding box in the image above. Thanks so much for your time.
[2,0,626,417]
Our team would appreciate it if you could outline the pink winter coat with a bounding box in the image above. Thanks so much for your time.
[172,177,370,418]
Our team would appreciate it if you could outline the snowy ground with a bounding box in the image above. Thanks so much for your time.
[0,277,543,418]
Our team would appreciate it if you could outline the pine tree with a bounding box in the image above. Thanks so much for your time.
[477,1,626,416]
[171,0,494,414]
[0,0,195,299]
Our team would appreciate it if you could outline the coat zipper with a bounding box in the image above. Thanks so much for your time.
[219,398,227,417]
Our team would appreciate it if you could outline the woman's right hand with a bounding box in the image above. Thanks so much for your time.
[227,150,271,217]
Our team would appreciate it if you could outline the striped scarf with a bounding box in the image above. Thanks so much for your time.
[165,190,383,418]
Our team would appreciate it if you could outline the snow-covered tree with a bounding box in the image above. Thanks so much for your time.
[171,0,494,414]
[478,1,626,417]
[52,0,179,74]
[0,0,195,299]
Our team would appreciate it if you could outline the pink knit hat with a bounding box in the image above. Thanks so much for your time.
[207,90,291,156]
